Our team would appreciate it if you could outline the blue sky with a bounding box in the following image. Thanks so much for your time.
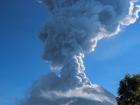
[0,0,140,105]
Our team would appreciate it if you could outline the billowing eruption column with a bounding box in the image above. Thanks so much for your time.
[39,0,140,87]
[20,0,140,105]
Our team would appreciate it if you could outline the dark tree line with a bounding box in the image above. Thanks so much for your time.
[117,74,140,105]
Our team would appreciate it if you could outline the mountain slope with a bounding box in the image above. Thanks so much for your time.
[21,73,117,105]
[40,84,117,105]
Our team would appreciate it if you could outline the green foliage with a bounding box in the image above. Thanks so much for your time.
[117,74,140,105]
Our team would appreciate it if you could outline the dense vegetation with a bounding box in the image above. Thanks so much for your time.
[117,74,140,105]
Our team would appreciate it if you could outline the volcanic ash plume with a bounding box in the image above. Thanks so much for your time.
[20,0,140,105]
[39,0,140,86]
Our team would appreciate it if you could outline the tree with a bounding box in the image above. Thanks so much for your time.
[117,74,140,105]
